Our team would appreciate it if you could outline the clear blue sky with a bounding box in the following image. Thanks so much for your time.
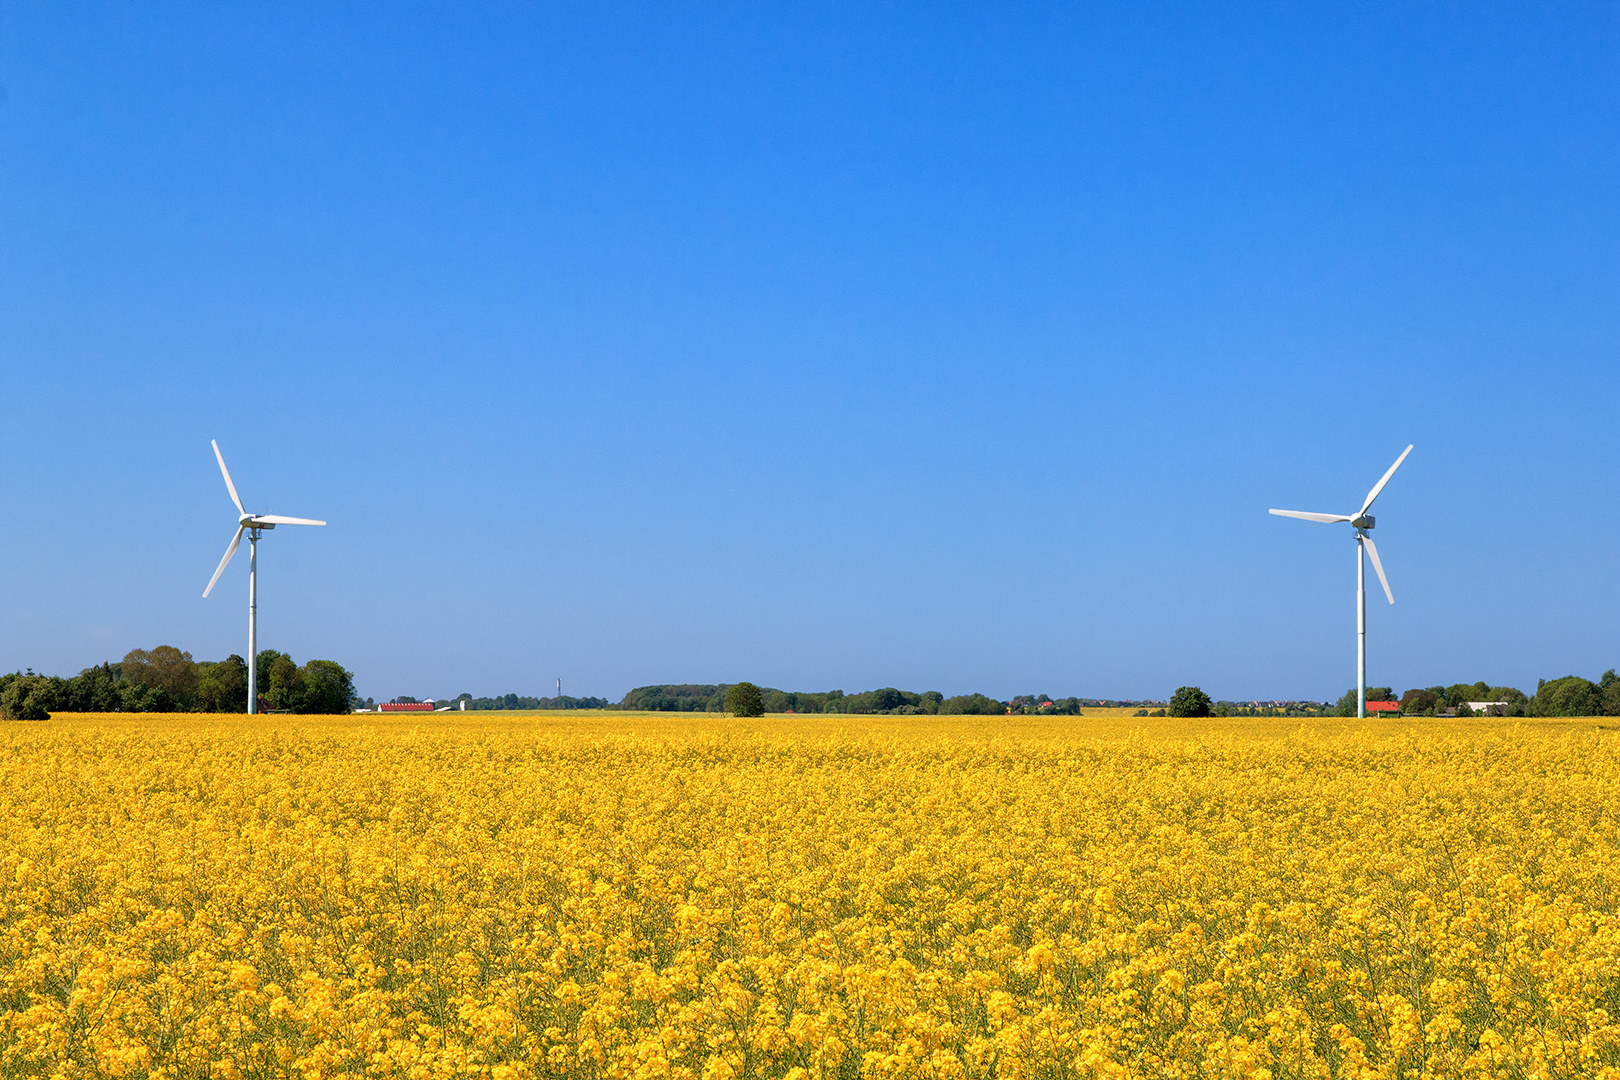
[2,3,1615,704]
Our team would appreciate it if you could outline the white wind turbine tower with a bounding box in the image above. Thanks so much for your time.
[202,440,327,715]
[1270,445,1412,720]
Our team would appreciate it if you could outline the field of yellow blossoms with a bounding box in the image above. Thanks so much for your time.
[3,711,1619,1080]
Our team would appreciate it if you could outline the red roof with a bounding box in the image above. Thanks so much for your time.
[1366,700,1400,712]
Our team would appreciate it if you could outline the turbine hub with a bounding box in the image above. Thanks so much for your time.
[1352,514,1375,530]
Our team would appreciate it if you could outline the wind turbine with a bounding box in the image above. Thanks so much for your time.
[1270,445,1412,720]
[202,440,326,714]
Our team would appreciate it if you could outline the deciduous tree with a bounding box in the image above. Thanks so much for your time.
[1168,686,1213,718]
[725,682,765,717]
[1,675,54,721]
[1399,689,1438,715]
[940,693,1004,715]
[1534,676,1600,717]
[196,656,249,713]
[123,646,199,708]
[299,660,356,715]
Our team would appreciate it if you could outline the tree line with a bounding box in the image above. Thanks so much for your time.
[374,693,612,711]
[671,672,1620,720]
[1329,671,1620,717]
[621,684,976,715]
[618,684,1095,716]
[12,658,1615,722]
[0,647,355,720]
[463,693,609,710]
[1163,674,1620,720]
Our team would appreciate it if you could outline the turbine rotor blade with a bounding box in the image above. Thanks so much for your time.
[1269,509,1353,523]
[1363,534,1394,605]
[1361,444,1413,515]
[253,515,326,526]
[203,525,245,598]
[212,440,246,514]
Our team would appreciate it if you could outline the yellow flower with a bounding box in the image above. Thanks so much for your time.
[4,710,1618,1079]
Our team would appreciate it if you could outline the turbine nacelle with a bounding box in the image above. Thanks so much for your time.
[240,514,276,530]
[1352,514,1374,530]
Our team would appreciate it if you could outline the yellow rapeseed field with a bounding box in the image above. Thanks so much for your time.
[3,712,1619,1080]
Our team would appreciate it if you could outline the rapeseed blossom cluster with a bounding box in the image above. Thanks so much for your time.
[2,713,1618,1079]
